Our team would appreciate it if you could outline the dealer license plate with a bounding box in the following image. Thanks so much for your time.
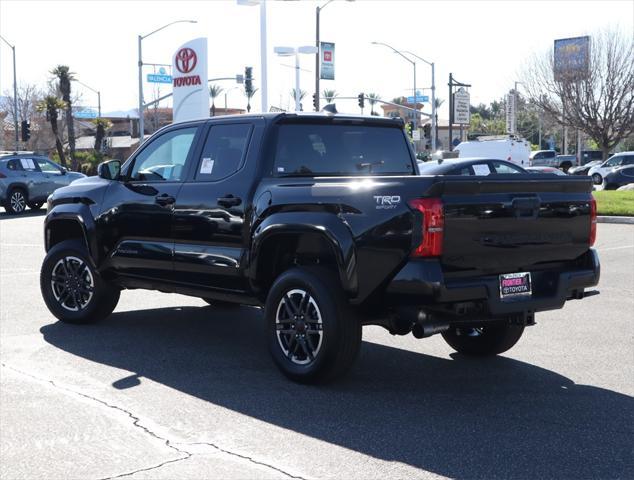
[499,272,532,300]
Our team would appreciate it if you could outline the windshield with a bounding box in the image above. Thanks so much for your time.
[273,123,415,176]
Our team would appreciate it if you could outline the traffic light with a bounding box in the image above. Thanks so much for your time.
[244,66,253,92]
[423,123,431,139]
[21,121,31,142]
[313,93,318,111]
[408,121,415,132]
[358,93,365,109]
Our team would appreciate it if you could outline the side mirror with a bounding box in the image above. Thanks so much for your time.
[98,160,121,180]
[60,166,67,175]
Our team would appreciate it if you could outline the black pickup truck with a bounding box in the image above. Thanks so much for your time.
[41,113,600,383]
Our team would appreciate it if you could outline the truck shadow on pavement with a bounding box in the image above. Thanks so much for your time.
[41,305,633,479]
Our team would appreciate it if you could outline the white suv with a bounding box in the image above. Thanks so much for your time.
[588,152,634,184]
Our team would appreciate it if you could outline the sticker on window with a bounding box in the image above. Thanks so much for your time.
[277,167,285,173]
[472,164,491,176]
[20,158,35,170]
[200,157,214,174]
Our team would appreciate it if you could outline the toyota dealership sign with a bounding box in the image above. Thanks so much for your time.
[172,38,209,122]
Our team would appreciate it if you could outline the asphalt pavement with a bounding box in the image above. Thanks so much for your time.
[1,210,633,480]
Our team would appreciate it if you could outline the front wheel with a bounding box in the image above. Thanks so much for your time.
[441,324,525,356]
[40,240,120,324]
[266,267,362,384]
[592,173,603,185]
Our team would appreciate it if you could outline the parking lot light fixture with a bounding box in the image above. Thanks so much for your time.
[275,45,318,112]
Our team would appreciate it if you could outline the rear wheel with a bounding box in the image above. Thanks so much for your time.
[592,173,603,185]
[40,240,120,324]
[266,267,362,383]
[5,188,27,214]
[441,324,525,356]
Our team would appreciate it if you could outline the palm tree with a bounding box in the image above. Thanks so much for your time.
[209,84,224,116]
[290,89,307,110]
[36,96,67,167]
[245,88,258,113]
[322,89,338,104]
[367,93,381,115]
[51,66,77,170]
[392,96,406,105]
[92,118,112,153]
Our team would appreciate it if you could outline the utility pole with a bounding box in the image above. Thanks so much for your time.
[1,35,19,151]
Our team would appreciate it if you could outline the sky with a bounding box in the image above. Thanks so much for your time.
[1,0,632,120]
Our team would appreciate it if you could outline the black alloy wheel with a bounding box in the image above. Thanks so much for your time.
[266,267,361,383]
[41,240,120,324]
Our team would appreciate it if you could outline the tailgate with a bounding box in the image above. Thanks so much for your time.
[427,176,594,274]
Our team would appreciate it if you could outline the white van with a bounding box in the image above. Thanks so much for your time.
[455,136,531,167]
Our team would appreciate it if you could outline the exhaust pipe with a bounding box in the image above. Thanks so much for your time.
[412,322,450,339]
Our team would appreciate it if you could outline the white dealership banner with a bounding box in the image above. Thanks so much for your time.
[320,42,335,80]
[172,38,209,122]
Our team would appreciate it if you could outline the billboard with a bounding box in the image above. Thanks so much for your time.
[453,88,470,125]
[172,38,209,122]
[320,42,335,80]
[554,36,590,81]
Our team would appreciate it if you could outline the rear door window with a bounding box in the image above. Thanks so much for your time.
[195,123,252,181]
[18,158,39,172]
[273,123,414,176]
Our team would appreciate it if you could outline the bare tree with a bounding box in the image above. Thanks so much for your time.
[522,28,634,159]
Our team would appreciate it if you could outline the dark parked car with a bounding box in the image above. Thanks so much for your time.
[417,158,528,175]
[0,153,85,214]
[569,160,602,176]
[41,113,599,383]
[602,165,634,190]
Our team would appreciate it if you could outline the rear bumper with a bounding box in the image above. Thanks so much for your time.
[386,249,600,316]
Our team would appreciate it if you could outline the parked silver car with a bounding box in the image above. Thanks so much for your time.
[0,153,85,214]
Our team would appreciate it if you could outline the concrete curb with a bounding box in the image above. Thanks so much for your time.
[597,216,634,224]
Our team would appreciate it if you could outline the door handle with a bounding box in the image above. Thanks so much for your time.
[155,194,176,206]
[217,195,242,207]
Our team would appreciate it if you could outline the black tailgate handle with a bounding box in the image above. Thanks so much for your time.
[512,197,541,219]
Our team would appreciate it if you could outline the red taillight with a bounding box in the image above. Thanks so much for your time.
[409,198,444,257]
[589,197,597,246]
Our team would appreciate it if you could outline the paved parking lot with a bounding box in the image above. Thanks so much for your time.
[1,211,632,480]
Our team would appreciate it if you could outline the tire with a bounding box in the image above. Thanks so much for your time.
[560,162,572,173]
[5,187,27,214]
[28,201,44,210]
[201,298,239,307]
[441,324,525,356]
[592,173,603,185]
[40,240,120,324]
[265,267,362,384]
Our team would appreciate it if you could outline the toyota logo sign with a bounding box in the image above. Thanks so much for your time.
[175,48,197,74]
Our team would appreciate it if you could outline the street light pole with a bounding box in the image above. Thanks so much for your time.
[372,42,418,140]
[1,35,19,151]
[275,46,318,112]
[138,20,197,142]
[404,51,436,151]
[259,0,268,113]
